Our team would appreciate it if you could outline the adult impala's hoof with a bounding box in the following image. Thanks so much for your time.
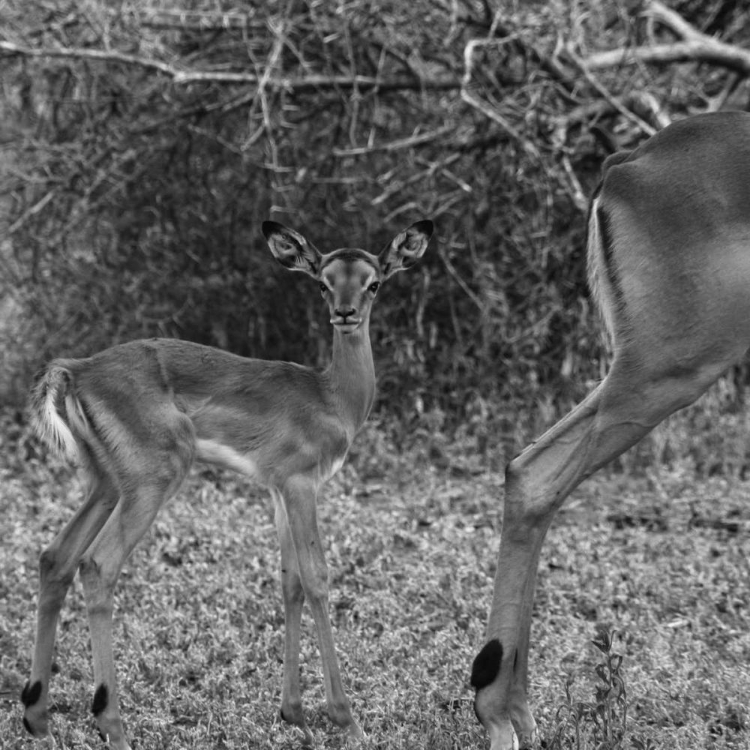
[487,721,519,750]
[515,721,538,749]
[21,680,48,737]
[486,716,539,749]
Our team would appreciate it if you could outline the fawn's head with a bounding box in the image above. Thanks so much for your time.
[262,220,433,333]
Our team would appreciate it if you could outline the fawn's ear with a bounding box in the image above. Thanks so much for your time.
[379,219,433,279]
[262,221,322,277]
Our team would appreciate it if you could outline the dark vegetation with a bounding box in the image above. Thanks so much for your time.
[2,0,750,450]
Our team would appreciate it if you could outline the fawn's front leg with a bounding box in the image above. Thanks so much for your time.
[273,489,315,746]
[281,476,364,741]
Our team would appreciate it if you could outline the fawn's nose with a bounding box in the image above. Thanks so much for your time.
[335,306,357,320]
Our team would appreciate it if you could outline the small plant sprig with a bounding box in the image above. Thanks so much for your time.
[546,626,655,750]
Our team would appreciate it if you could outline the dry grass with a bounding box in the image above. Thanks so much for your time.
[1,414,750,749]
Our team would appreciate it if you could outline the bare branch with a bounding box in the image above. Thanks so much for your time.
[139,9,263,32]
[0,40,176,76]
[565,47,658,137]
[584,40,750,75]
[0,40,459,92]
[332,125,454,157]
[581,0,750,76]
[8,192,56,235]
[460,36,540,158]
[646,0,702,41]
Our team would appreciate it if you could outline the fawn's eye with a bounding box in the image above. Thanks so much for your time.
[368,282,380,294]
[319,282,328,293]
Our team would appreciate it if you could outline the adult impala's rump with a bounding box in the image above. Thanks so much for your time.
[471,110,750,749]
[21,218,433,749]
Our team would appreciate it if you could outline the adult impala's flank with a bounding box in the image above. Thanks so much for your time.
[472,110,750,750]
[22,218,433,749]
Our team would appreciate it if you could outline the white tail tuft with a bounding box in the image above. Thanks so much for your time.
[30,365,82,464]
[586,195,616,349]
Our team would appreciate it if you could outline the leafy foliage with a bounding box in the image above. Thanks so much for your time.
[547,628,645,750]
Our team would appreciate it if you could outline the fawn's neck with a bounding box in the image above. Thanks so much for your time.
[326,325,376,435]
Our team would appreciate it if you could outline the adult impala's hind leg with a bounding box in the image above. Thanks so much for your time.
[23,469,118,738]
[474,351,742,750]
[272,490,314,746]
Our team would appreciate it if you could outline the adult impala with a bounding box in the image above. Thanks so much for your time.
[21,218,433,749]
[471,110,750,749]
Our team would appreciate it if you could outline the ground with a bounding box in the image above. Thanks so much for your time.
[1,423,749,749]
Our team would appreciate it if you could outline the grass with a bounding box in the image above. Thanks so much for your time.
[1,407,750,749]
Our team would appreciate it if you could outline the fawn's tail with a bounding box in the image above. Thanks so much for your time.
[29,363,89,464]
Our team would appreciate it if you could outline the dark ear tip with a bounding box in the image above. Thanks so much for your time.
[412,219,434,237]
[261,220,283,239]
